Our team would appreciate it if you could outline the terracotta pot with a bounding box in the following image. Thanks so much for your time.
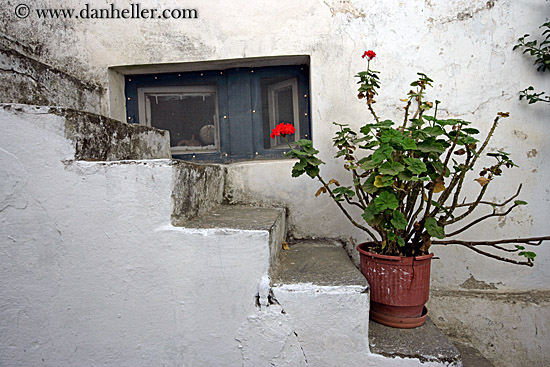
[357,242,434,328]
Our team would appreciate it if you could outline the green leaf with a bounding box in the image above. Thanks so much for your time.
[374,175,393,187]
[396,236,406,247]
[422,126,446,137]
[417,140,446,154]
[379,161,405,176]
[360,125,372,135]
[519,251,536,261]
[305,164,320,178]
[403,157,427,174]
[514,200,528,206]
[291,149,308,157]
[391,210,407,230]
[419,176,431,181]
[306,156,324,167]
[291,159,307,177]
[363,174,379,194]
[373,120,394,128]
[360,141,379,150]
[362,207,375,223]
[425,217,445,239]
[359,156,378,171]
[372,144,394,163]
[401,137,417,150]
[380,129,403,144]
[352,136,372,144]
[398,170,414,181]
[333,186,355,200]
[435,119,462,126]
[409,118,424,128]
[334,150,346,158]
[409,116,426,128]
[295,139,314,147]
[461,128,480,134]
[374,191,399,211]
[302,147,320,156]
[362,202,381,224]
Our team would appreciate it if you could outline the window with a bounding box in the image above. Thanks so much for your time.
[138,86,219,154]
[125,61,310,162]
[263,77,300,149]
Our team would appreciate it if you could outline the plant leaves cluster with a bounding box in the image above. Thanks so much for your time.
[514,21,550,104]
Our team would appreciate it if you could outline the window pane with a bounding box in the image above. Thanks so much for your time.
[261,77,299,149]
[274,86,294,124]
[142,88,218,152]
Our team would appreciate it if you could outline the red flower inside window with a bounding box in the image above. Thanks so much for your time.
[270,123,296,139]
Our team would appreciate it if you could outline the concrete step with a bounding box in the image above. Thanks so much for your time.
[156,204,289,365]
[369,318,461,366]
[450,340,496,367]
[270,239,371,366]
[270,239,465,367]
[172,206,467,366]
[173,204,286,270]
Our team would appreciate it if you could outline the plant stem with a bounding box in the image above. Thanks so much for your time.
[317,175,381,244]
[432,236,550,246]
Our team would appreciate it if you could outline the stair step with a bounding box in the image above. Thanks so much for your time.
[177,204,284,231]
[271,239,368,287]
[173,204,286,270]
[272,239,463,366]
[451,340,496,367]
[369,316,462,365]
[270,240,370,366]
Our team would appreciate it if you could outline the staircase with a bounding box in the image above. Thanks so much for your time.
[170,197,462,365]
[0,104,485,366]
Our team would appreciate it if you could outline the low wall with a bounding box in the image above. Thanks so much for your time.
[428,288,550,367]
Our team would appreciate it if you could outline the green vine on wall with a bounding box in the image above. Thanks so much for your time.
[513,21,550,104]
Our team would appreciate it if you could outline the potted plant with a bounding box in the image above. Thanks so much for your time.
[271,51,550,328]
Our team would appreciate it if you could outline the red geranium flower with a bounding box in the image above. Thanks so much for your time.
[362,50,376,60]
[270,123,296,139]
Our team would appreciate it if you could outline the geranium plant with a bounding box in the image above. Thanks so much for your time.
[274,51,550,266]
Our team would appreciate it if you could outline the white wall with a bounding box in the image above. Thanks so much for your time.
[1,1,549,364]
[5,0,546,290]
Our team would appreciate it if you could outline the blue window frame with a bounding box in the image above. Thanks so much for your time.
[125,64,310,162]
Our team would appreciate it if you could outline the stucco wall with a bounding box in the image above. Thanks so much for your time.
[428,289,550,367]
[2,0,547,289]
[0,0,549,364]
